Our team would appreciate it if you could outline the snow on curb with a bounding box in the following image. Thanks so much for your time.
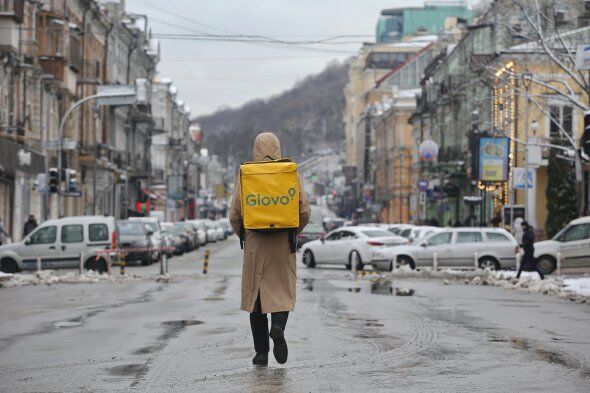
[362,266,590,304]
[0,270,147,288]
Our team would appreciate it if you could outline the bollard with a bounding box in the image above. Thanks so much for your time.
[556,252,562,277]
[160,252,167,276]
[36,255,41,273]
[515,252,521,272]
[351,256,357,277]
[433,252,438,272]
[474,252,479,270]
[203,249,209,274]
[79,252,84,275]
[119,252,125,276]
[106,252,112,275]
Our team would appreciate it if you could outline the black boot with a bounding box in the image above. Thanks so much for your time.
[252,352,268,366]
[250,312,269,366]
[269,324,288,364]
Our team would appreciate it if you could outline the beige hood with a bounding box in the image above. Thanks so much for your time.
[253,132,281,162]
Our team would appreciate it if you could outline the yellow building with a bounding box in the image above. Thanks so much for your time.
[493,34,589,236]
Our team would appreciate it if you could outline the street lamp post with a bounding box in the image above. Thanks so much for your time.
[522,72,533,223]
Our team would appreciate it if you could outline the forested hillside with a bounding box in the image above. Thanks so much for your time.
[196,60,349,164]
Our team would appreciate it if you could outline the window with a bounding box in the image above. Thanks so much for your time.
[485,232,511,242]
[427,232,452,246]
[456,232,483,243]
[325,231,341,241]
[549,105,573,140]
[340,231,355,239]
[563,224,590,242]
[61,225,83,243]
[400,228,412,238]
[117,221,145,235]
[29,226,57,245]
[89,224,108,241]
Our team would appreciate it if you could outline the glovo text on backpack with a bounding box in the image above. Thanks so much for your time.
[240,159,299,231]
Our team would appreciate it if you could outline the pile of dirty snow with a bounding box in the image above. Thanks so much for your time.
[367,266,590,303]
[0,270,143,288]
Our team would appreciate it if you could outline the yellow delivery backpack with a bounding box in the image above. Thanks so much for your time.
[239,158,299,251]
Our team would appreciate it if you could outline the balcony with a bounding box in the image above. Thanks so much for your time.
[0,0,24,22]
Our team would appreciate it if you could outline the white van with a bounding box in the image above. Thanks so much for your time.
[535,216,590,274]
[0,216,116,273]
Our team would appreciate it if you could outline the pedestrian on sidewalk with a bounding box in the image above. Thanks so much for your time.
[229,132,311,367]
[516,220,544,280]
[23,215,38,237]
[0,217,9,246]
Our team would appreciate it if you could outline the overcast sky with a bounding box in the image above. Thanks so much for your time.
[125,0,477,117]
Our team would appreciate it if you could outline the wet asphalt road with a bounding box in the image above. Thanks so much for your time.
[0,236,589,392]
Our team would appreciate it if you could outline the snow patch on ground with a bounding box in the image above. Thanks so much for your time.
[364,266,590,303]
[0,270,144,288]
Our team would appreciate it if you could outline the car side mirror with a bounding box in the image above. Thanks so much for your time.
[420,242,427,248]
[24,239,31,246]
[146,230,154,236]
[558,235,566,242]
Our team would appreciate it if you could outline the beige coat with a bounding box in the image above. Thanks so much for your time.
[229,133,311,313]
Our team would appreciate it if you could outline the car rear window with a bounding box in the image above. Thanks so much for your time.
[361,230,392,238]
[118,222,144,235]
[485,232,511,242]
[89,224,108,241]
[456,232,483,243]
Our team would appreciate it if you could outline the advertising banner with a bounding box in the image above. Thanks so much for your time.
[512,167,534,189]
[478,137,509,181]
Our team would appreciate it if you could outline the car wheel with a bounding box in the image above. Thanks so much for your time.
[537,255,556,274]
[0,258,18,273]
[86,257,107,273]
[350,251,363,271]
[479,257,500,270]
[303,250,316,268]
[397,255,415,269]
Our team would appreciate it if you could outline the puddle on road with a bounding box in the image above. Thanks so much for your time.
[108,363,148,377]
[509,336,581,370]
[306,277,414,297]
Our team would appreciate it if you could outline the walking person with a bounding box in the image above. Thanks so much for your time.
[23,215,38,237]
[0,217,9,246]
[516,220,544,280]
[229,132,311,366]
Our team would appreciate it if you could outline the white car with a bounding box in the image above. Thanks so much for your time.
[408,226,444,244]
[371,227,519,272]
[0,216,116,273]
[534,216,590,274]
[301,226,408,270]
[387,224,415,237]
[129,217,164,261]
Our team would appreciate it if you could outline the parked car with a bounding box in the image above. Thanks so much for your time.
[129,217,163,262]
[534,216,590,274]
[322,217,345,232]
[297,223,324,250]
[161,222,184,256]
[371,227,519,272]
[193,222,208,245]
[172,222,195,252]
[177,222,199,251]
[408,226,443,244]
[212,221,226,240]
[301,226,408,270]
[0,216,116,273]
[117,220,155,266]
[385,224,414,236]
[218,219,233,237]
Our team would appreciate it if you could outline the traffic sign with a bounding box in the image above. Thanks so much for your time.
[417,179,428,191]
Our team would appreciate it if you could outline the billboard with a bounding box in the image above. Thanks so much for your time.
[478,137,509,182]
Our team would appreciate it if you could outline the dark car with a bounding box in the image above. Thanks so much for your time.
[297,223,324,250]
[116,220,154,266]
